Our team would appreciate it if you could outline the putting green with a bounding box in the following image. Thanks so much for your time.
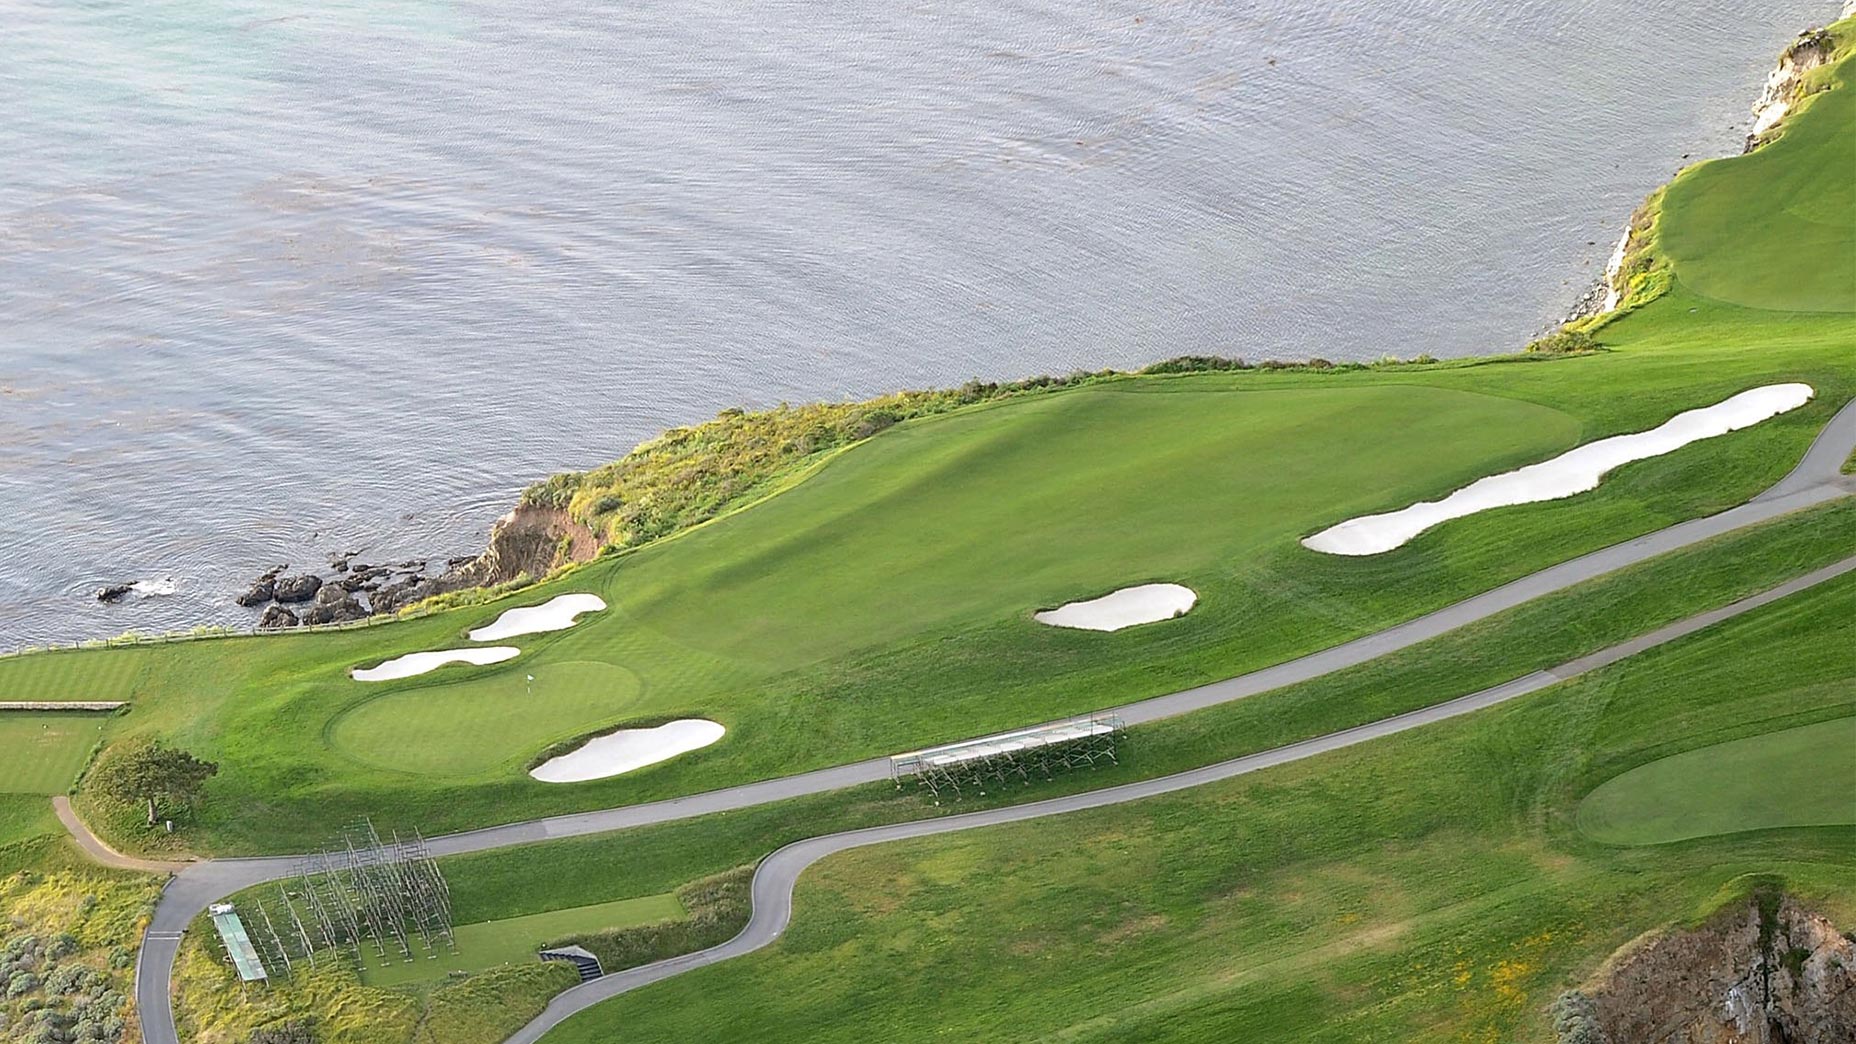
[1577,715,1856,844]
[1659,56,1856,312]
[329,661,644,778]
[0,713,108,794]
[359,891,683,986]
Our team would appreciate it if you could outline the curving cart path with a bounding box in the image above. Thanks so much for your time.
[133,397,1856,1044]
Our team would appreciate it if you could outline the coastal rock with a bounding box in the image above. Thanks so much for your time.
[300,596,367,626]
[235,578,276,607]
[313,583,348,606]
[257,605,299,629]
[95,583,135,603]
[1562,892,1855,1044]
[272,574,323,603]
[1745,28,1836,150]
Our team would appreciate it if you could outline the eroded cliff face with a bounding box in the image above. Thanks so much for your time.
[1554,895,1855,1044]
[369,506,598,614]
[1746,29,1839,145]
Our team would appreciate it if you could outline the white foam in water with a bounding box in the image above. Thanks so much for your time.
[468,593,608,642]
[529,719,726,782]
[1303,383,1815,556]
[1034,583,1198,632]
[352,647,520,682]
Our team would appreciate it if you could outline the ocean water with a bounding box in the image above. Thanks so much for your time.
[0,0,1833,646]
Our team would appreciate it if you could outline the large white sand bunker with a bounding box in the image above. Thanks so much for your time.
[351,647,520,682]
[530,719,726,783]
[1034,583,1198,632]
[468,593,608,642]
[1303,383,1815,556]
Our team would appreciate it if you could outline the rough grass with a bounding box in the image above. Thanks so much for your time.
[531,570,1856,1044]
[171,932,577,1044]
[1577,716,1856,845]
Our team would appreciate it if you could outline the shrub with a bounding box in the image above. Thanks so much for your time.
[1525,328,1602,354]
[249,1019,319,1044]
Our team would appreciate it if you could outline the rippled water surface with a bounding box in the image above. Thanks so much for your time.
[0,0,1832,645]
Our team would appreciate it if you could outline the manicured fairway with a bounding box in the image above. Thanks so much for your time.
[1658,53,1856,312]
[330,660,644,777]
[359,892,683,986]
[1577,715,1856,845]
[0,712,107,793]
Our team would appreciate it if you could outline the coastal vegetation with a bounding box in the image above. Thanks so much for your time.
[0,836,160,1044]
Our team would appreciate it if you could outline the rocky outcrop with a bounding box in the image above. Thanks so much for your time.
[1745,28,1838,148]
[369,506,597,614]
[256,604,299,629]
[271,574,322,604]
[95,583,134,604]
[1556,892,1855,1044]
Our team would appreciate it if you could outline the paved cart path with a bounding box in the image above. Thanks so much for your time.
[131,397,1856,1044]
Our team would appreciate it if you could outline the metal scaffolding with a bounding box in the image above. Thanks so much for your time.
[889,715,1125,803]
[245,818,456,979]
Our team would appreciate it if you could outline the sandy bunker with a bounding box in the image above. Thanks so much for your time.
[1303,383,1815,556]
[1034,583,1197,631]
[530,719,726,783]
[352,647,520,682]
[469,593,608,642]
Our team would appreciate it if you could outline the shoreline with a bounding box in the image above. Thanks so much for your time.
[22,7,1852,651]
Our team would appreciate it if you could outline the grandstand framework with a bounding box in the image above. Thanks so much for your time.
[232,818,456,981]
[889,714,1125,802]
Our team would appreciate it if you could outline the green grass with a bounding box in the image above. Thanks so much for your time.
[1657,40,1856,312]
[428,499,1856,923]
[331,660,644,777]
[11,331,1852,856]
[358,892,683,986]
[0,712,107,793]
[532,567,1856,1044]
[0,795,59,848]
[1577,716,1856,845]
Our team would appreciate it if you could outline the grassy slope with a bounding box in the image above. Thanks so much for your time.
[430,498,1855,923]
[535,571,1856,1044]
[1577,716,1856,844]
[170,495,1851,1044]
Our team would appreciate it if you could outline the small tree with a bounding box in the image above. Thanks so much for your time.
[91,740,218,826]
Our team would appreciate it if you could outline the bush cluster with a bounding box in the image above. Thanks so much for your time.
[0,930,127,1043]
[1525,328,1602,355]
